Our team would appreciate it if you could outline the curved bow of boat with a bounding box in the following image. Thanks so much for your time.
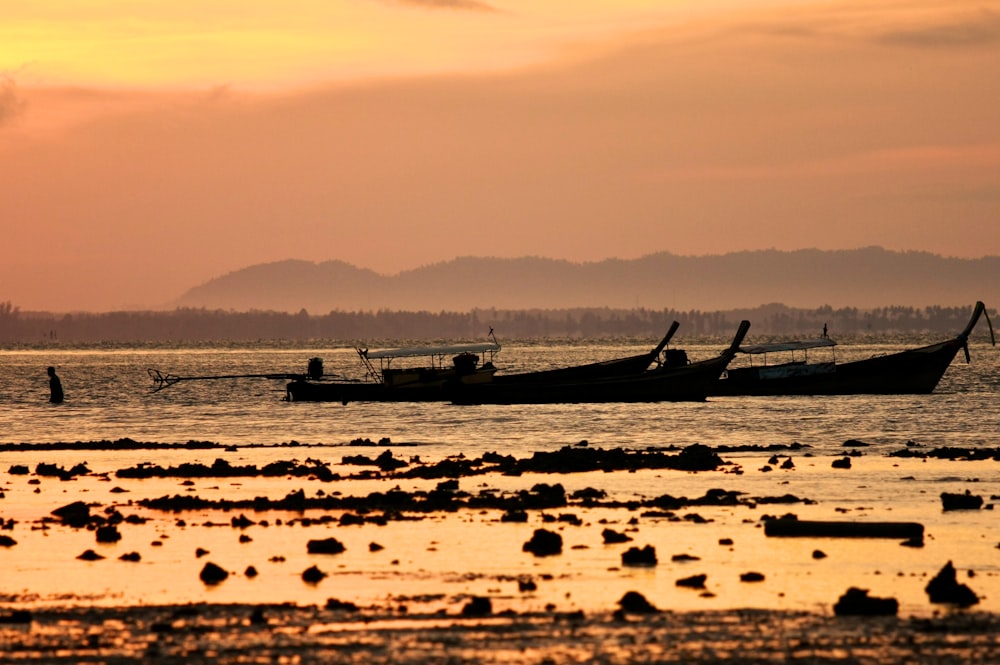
[959,301,995,363]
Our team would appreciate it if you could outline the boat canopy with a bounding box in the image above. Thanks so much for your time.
[364,342,501,360]
[739,338,836,355]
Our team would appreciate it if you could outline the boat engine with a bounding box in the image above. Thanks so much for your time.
[662,349,689,368]
[452,352,479,375]
[307,357,324,380]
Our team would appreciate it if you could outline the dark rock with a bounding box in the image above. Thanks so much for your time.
[231,514,254,528]
[833,587,898,616]
[523,529,562,557]
[671,553,700,562]
[77,549,105,561]
[740,572,765,582]
[238,534,252,543]
[307,537,346,555]
[518,578,537,592]
[325,598,360,612]
[941,491,983,511]
[461,596,493,616]
[199,562,228,585]
[676,574,707,589]
[813,550,828,559]
[369,542,384,552]
[95,525,121,543]
[831,457,852,469]
[0,535,16,547]
[501,509,528,523]
[602,528,633,544]
[622,545,657,566]
[52,501,92,527]
[719,538,734,546]
[302,565,327,584]
[0,610,32,623]
[245,566,258,577]
[7,465,29,475]
[618,591,658,614]
[119,552,141,562]
[195,548,210,558]
[925,561,979,607]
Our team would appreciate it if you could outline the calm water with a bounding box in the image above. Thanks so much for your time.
[1,336,999,616]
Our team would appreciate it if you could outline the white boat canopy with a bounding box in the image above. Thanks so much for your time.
[739,338,836,355]
[363,342,502,360]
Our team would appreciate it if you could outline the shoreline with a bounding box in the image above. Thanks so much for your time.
[3,602,1000,663]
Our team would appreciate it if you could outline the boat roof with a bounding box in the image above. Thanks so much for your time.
[363,342,501,360]
[739,338,837,354]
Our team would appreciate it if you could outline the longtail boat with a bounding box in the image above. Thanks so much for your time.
[711,301,993,396]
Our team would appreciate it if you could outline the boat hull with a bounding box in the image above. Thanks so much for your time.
[712,339,964,396]
[448,353,732,404]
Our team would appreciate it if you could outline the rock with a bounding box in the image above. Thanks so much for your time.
[941,491,983,511]
[95,525,121,543]
[369,542,384,552]
[244,566,258,578]
[325,598,360,612]
[676,574,707,589]
[0,535,16,547]
[461,596,493,616]
[622,545,657,566]
[307,537,346,555]
[77,549,105,561]
[119,552,141,562]
[199,562,229,585]
[518,578,537,592]
[831,457,852,469]
[833,587,898,616]
[231,514,254,528]
[601,528,633,544]
[0,610,32,624]
[618,591,659,614]
[196,548,210,558]
[522,529,562,557]
[812,550,828,559]
[302,565,328,584]
[52,501,92,527]
[740,572,765,582]
[7,465,29,475]
[925,561,979,607]
[501,509,528,523]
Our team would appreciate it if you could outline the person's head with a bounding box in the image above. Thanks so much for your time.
[47,366,56,377]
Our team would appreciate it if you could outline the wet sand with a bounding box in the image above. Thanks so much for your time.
[3,603,1000,663]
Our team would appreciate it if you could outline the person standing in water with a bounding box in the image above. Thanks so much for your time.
[47,366,64,403]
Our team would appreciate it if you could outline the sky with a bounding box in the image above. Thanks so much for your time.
[2,0,999,311]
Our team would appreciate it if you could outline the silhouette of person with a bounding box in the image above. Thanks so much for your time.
[822,323,828,338]
[47,366,64,403]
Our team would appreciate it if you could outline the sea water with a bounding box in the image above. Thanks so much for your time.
[0,336,998,616]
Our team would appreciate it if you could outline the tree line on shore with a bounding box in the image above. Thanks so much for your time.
[0,301,989,344]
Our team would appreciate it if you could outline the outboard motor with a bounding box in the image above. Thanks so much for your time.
[662,349,689,368]
[307,357,324,380]
[452,353,479,376]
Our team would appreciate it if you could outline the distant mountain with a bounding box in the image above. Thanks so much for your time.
[174,248,999,312]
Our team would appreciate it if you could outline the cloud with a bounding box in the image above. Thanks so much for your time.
[0,75,26,127]
[877,9,1000,48]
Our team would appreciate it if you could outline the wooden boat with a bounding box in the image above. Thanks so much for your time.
[448,320,750,404]
[285,339,501,403]
[286,325,682,404]
[712,301,993,396]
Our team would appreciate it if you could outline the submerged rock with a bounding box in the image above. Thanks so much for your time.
[622,545,657,566]
[523,529,562,557]
[199,562,229,585]
[941,491,983,511]
[925,561,979,607]
[307,537,346,555]
[833,588,898,616]
[618,591,659,614]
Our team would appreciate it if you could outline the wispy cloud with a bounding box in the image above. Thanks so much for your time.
[877,9,1000,48]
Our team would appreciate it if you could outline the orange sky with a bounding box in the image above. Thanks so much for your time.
[2,1,999,311]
